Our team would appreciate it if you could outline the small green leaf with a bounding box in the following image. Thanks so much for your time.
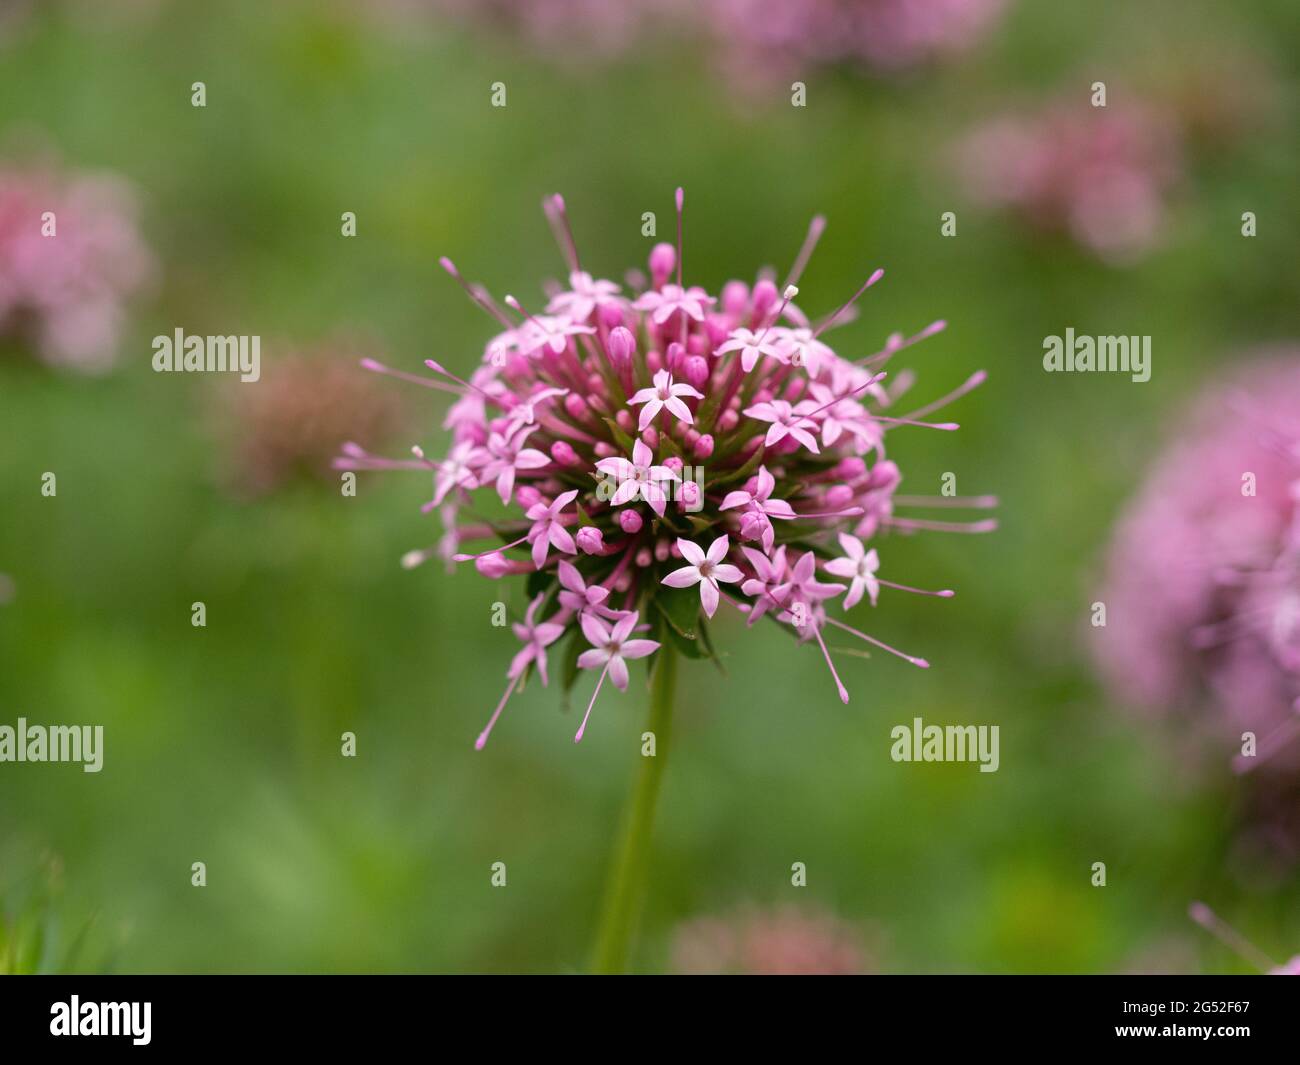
[602,418,637,456]
[653,584,702,641]
[526,568,556,600]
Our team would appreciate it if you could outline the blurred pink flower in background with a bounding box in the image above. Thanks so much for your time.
[957,99,1182,264]
[671,904,871,974]
[1095,353,1300,861]
[0,161,153,372]
[219,348,407,499]
[412,0,1006,81]
[710,0,1008,86]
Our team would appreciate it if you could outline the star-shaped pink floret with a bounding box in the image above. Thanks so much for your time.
[740,544,790,626]
[771,326,836,376]
[432,439,485,506]
[576,611,660,692]
[628,369,703,432]
[503,386,569,434]
[633,284,715,325]
[517,314,596,357]
[546,271,622,322]
[557,559,617,618]
[776,550,846,610]
[719,464,796,543]
[661,535,744,618]
[713,327,788,373]
[822,532,880,610]
[594,438,680,517]
[525,488,578,569]
[801,383,884,453]
[508,593,567,685]
[480,426,551,505]
[743,399,821,454]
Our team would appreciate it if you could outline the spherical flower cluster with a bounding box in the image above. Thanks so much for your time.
[338,190,994,747]
[0,162,153,372]
[957,99,1182,264]
[671,904,871,975]
[1095,355,1300,777]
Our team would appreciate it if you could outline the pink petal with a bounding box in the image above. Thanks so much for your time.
[836,532,864,560]
[661,565,702,588]
[676,538,706,566]
[580,612,611,647]
[711,563,744,584]
[549,524,576,554]
[700,578,720,618]
[620,639,659,661]
[577,648,609,670]
[557,560,582,593]
[663,396,693,424]
[607,655,630,691]
[706,534,730,565]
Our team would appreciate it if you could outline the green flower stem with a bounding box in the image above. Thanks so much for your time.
[590,643,678,974]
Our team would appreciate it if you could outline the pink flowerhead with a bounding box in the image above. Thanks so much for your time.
[340,190,992,742]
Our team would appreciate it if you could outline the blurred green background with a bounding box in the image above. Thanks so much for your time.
[1,0,1297,973]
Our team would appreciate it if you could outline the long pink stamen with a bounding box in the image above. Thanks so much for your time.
[893,371,987,421]
[823,616,929,668]
[813,268,884,339]
[476,672,521,750]
[575,659,611,743]
[757,284,800,342]
[439,256,515,329]
[886,517,998,534]
[543,193,580,272]
[801,372,888,419]
[876,415,959,431]
[892,494,999,509]
[784,214,826,290]
[878,578,954,598]
[858,319,947,365]
[1188,901,1277,971]
[779,507,866,521]
[424,358,492,398]
[674,187,684,288]
[360,358,463,394]
[452,533,531,562]
[809,620,850,703]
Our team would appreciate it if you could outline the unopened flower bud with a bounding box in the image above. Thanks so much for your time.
[551,440,579,466]
[751,279,779,321]
[608,326,635,368]
[475,553,511,578]
[649,242,676,285]
[564,392,587,421]
[576,527,605,555]
[619,510,643,534]
[721,280,750,318]
[684,355,710,390]
[833,456,867,480]
[516,485,543,508]
[693,433,714,459]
